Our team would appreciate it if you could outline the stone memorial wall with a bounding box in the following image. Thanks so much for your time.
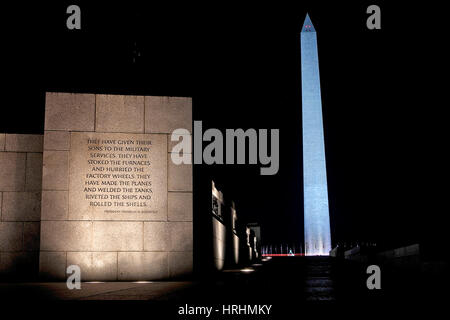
[211,181,226,271]
[0,134,43,279]
[40,93,193,280]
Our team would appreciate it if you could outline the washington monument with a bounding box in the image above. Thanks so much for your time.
[301,13,332,255]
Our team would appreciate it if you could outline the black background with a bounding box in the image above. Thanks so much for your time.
[0,1,446,256]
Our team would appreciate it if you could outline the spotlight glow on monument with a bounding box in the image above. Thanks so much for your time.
[301,14,331,256]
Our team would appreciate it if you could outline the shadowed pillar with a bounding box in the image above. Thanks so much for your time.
[301,14,331,255]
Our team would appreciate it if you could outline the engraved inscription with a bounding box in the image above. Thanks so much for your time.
[69,132,167,220]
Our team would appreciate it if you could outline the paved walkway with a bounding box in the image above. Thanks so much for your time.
[0,281,196,301]
[0,256,447,317]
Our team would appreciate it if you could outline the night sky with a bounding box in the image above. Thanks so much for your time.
[1,2,446,254]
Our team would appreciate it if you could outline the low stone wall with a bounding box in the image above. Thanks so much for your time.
[343,245,377,264]
[377,243,420,261]
[212,217,226,270]
[0,134,43,280]
[343,243,423,274]
[376,244,421,272]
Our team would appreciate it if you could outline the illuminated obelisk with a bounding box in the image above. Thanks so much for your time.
[301,14,331,255]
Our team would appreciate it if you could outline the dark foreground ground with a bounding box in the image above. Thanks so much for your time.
[0,256,447,318]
